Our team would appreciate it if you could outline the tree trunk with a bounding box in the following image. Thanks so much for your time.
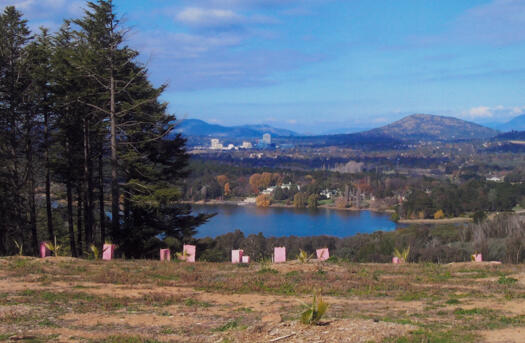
[26,118,38,255]
[98,152,105,244]
[67,180,77,257]
[65,139,77,257]
[76,184,83,256]
[44,112,54,240]
[110,73,119,241]
[83,118,94,246]
[29,177,38,255]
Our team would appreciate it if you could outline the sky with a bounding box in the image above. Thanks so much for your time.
[2,0,525,134]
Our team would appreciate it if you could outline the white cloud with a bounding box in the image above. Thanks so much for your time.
[465,106,493,118]
[132,31,244,60]
[461,105,525,121]
[174,7,276,28]
[0,0,84,31]
[176,7,244,27]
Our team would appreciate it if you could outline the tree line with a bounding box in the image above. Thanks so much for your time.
[195,214,525,264]
[0,1,210,257]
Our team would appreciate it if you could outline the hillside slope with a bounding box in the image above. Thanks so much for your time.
[496,114,525,132]
[172,119,298,138]
[363,114,498,141]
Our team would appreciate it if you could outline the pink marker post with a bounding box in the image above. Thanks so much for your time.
[274,247,286,263]
[160,249,171,261]
[232,249,243,264]
[242,255,250,263]
[473,253,483,262]
[316,248,329,261]
[183,244,196,263]
[40,242,50,258]
[102,244,115,260]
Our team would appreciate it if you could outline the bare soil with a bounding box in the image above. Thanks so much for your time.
[0,257,524,342]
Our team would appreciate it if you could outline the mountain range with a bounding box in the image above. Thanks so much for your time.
[492,114,525,132]
[174,114,504,145]
[172,119,299,139]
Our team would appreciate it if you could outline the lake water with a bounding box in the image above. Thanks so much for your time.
[193,204,400,238]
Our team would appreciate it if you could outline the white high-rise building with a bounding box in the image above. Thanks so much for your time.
[210,138,223,150]
[262,133,271,144]
[241,141,253,149]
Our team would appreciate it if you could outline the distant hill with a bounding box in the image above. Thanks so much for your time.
[288,132,404,149]
[362,114,498,141]
[494,114,525,132]
[172,119,299,139]
[493,130,525,141]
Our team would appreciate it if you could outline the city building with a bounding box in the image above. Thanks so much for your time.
[210,138,223,150]
[262,133,271,144]
[241,141,253,149]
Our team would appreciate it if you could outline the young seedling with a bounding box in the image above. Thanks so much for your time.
[299,293,328,325]
[393,246,410,263]
[297,249,314,263]
[45,236,62,257]
[176,250,189,261]
[13,240,23,256]
[90,244,100,260]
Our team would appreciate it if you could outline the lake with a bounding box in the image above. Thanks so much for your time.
[193,204,400,238]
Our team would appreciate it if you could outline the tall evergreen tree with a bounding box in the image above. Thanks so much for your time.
[0,6,36,254]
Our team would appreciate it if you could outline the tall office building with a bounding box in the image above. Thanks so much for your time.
[262,133,271,144]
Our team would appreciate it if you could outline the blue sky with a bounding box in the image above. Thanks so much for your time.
[3,0,525,133]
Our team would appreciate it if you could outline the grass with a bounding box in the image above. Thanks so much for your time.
[213,320,239,332]
[1,256,523,342]
[498,275,518,285]
[184,298,212,308]
[94,337,163,343]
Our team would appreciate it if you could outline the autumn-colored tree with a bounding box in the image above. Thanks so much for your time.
[272,173,282,185]
[334,196,348,209]
[434,209,445,220]
[224,182,231,197]
[260,172,273,189]
[307,194,319,209]
[256,194,271,207]
[294,192,308,208]
[216,175,228,187]
[249,173,262,193]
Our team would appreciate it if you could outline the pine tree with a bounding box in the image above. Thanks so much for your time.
[0,6,36,254]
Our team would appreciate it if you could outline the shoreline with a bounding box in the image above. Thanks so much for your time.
[184,199,479,225]
[183,199,394,215]
[398,217,472,224]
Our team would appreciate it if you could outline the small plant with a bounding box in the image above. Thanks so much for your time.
[213,320,238,332]
[258,257,274,271]
[45,236,62,257]
[393,246,410,263]
[258,257,278,274]
[297,249,314,263]
[299,293,328,325]
[176,249,189,261]
[498,275,518,285]
[13,240,23,256]
[90,244,100,260]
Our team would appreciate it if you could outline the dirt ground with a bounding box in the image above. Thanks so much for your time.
[0,257,524,342]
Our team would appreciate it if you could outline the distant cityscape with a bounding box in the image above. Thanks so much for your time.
[208,133,280,150]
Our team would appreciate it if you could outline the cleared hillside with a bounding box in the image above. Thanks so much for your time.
[1,257,524,342]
